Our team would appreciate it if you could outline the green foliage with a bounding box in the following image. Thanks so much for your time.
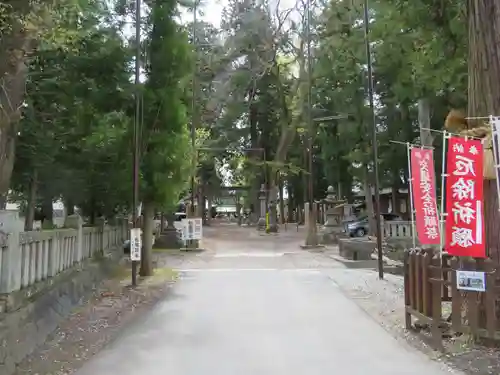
[311,0,466,197]
[11,1,135,220]
[5,0,471,225]
[140,0,193,209]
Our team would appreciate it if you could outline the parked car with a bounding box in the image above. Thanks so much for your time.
[344,215,369,237]
[175,212,187,221]
[344,213,403,237]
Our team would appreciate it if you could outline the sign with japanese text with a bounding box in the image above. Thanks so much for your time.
[180,218,203,241]
[130,228,142,261]
[445,137,485,257]
[410,148,440,244]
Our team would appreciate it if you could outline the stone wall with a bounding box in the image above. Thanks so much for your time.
[0,249,123,375]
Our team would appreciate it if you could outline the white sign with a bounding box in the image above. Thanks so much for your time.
[130,228,142,261]
[456,270,486,292]
[181,218,203,241]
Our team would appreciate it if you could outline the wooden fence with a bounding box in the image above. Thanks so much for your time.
[404,248,499,348]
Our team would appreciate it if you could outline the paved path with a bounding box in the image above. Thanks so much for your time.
[76,225,457,375]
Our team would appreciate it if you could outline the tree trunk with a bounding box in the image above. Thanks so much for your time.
[391,185,398,214]
[287,191,293,223]
[65,198,75,216]
[197,185,204,218]
[140,200,155,277]
[41,194,53,229]
[160,213,166,232]
[89,195,97,225]
[418,98,433,146]
[0,11,33,196]
[467,0,500,263]
[249,96,261,222]
[0,194,6,210]
[266,173,279,233]
[24,170,38,231]
[278,175,285,224]
[302,140,308,204]
[236,199,242,226]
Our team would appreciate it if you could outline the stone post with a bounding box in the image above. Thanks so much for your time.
[48,232,60,277]
[0,210,21,293]
[65,214,83,262]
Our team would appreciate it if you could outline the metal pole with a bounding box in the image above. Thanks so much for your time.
[306,0,313,207]
[491,116,500,213]
[190,0,197,216]
[406,143,416,250]
[131,0,141,287]
[306,0,314,210]
[439,131,448,256]
[363,0,383,279]
[303,0,318,246]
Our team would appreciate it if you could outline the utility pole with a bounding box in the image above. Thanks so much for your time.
[304,0,318,247]
[363,0,384,279]
[190,0,197,216]
[131,0,141,286]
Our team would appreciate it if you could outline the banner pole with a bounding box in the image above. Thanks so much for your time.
[439,131,448,257]
[406,143,417,250]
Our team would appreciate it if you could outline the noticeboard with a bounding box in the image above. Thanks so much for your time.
[456,270,486,292]
[130,228,142,261]
[181,218,203,241]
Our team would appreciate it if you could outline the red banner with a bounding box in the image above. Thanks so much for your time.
[445,136,485,257]
[411,148,441,245]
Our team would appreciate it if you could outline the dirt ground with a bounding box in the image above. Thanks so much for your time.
[12,257,179,375]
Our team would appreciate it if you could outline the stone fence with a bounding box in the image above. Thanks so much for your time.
[0,213,128,295]
[384,220,444,240]
[0,212,128,374]
[384,220,413,238]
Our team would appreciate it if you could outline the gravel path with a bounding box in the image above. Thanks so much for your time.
[318,247,500,375]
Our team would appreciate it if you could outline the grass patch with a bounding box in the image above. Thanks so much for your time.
[140,267,178,286]
[153,267,178,280]
[110,264,132,280]
[112,264,178,285]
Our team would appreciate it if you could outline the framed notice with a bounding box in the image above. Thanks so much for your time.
[456,270,486,292]
[130,228,142,261]
[181,218,203,240]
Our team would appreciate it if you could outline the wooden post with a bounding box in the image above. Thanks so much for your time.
[430,253,443,349]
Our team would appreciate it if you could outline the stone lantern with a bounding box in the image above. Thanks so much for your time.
[320,186,348,244]
[257,184,267,230]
